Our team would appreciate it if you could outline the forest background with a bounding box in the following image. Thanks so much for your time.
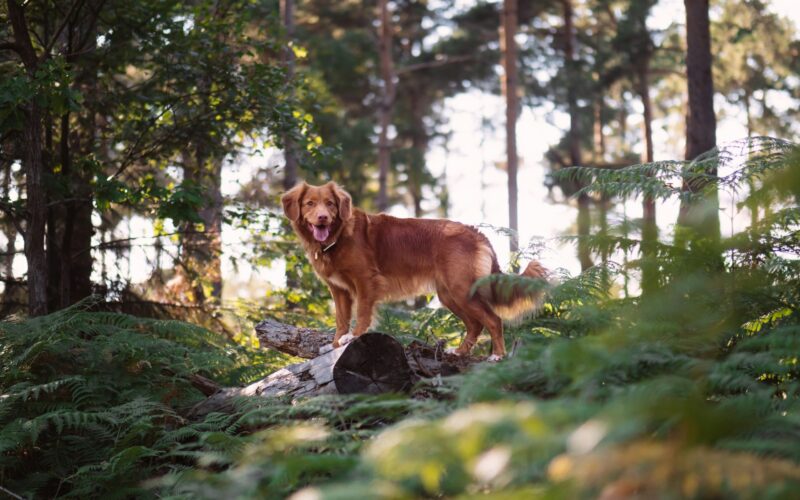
[2,0,800,498]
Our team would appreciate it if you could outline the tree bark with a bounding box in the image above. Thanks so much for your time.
[180,154,223,305]
[190,342,347,417]
[190,323,481,417]
[678,0,719,245]
[376,0,396,212]
[46,115,68,310]
[562,0,592,271]
[190,332,416,418]
[593,97,610,286]
[8,0,48,316]
[408,90,427,219]
[501,0,520,258]
[593,98,605,163]
[682,0,716,161]
[743,92,759,229]
[281,0,298,191]
[576,194,592,271]
[638,58,658,295]
[22,110,47,317]
[255,318,335,359]
[62,10,98,308]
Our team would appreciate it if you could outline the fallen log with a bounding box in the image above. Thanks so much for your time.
[189,321,482,418]
[254,318,333,359]
[191,332,416,417]
[254,318,478,370]
[189,340,344,417]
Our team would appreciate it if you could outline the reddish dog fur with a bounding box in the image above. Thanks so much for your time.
[281,181,547,358]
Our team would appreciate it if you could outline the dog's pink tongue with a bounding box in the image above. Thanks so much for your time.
[312,225,330,242]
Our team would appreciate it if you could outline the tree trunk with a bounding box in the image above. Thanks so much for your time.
[54,110,95,309]
[46,115,68,310]
[743,92,759,229]
[678,0,719,245]
[562,0,592,271]
[62,12,99,307]
[62,173,94,305]
[577,194,592,271]
[23,108,47,316]
[638,59,658,295]
[682,0,717,161]
[409,92,427,219]
[8,0,48,316]
[281,0,298,191]
[180,154,223,305]
[593,98,605,163]
[593,97,610,287]
[376,0,396,212]
[501,0,520,258]
[279,0,301,304]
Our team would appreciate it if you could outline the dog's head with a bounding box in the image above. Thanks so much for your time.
[281,182,352,243]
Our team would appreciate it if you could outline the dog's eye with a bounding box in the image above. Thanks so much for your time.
[306,201,314,206]
[326,200,334,207]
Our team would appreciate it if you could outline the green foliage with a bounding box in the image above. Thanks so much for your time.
[155,395,449,499]
[553,137,795,204]
[0,298,277,497]
[0,56,82,132]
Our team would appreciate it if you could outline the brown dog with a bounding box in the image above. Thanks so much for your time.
[281,181,547,360]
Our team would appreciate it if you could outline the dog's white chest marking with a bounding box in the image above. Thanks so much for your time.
[327,272,350,290]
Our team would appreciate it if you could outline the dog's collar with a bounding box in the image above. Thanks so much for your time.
[315,240,337,260]
[321,240,337,253]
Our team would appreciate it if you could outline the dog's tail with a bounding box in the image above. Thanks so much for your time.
[474,260,549,322]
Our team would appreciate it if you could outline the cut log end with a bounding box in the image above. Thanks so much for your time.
[334,333,414,394]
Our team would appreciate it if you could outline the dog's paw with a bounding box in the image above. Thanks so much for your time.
[338,333,356,346]
[319,343,334,354]
[486,354,505,363]
[444,346,463,356]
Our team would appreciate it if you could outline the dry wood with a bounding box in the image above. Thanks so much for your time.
[189,342,346,417]
[254,318,335,359]
[189,321,483,418]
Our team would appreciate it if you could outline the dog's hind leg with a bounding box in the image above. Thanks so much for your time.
[445,282,506,359]
[469,300,505,360]
[438,287,484,356]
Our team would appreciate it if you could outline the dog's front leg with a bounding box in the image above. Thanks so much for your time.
[351,285,378,338]
[330,286,353,347]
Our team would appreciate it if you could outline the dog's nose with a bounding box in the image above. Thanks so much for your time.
[317,214,329,222]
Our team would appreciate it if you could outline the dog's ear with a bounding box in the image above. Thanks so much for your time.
[281,182,306,221]
[332,183,352,222]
